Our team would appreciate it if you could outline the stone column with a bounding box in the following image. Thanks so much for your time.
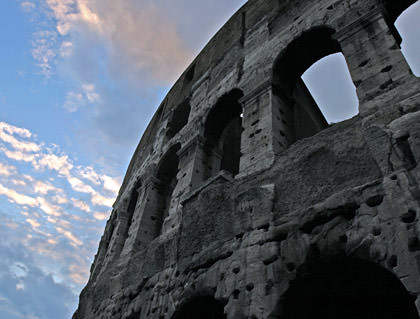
[177,134,211,189]
[238,81,280,177]
[334,7,419,111]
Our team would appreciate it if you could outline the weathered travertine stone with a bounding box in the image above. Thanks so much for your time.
[74,0,420,318]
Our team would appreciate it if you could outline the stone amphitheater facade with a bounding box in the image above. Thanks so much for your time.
[74,0,420,318]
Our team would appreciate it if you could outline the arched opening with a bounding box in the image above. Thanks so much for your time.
[203,89,243,180]
[127,180,142,216]
[382,0,417,45]
[302,53,359,123]
[172,296,226,319]
[273,27,358,145]
[167,100,191,139]
[392,1,420,76]
[154,143,181,237]
[281,257,419,319]
[123,180,142,240]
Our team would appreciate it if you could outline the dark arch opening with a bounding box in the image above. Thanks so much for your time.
[127,179,142,216]
[203,89,243,179]
[172,296,226,319]
[273,27,357,145]
[154,143,181,237]
[122,179,142,245]
[167,100,191,139]
[281,257,419,319]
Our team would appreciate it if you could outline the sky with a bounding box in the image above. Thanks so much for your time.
[0,1,418,318]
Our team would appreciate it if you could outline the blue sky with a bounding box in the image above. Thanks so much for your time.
[0,1,418,318]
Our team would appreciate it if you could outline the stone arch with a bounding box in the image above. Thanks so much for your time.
[172,296,226,319]
[203,89,244,180]
[272,26,356,145]
[153,143,181,235]
[381,0,417,44]
[277,256,419,319]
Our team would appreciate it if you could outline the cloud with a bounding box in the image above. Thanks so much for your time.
[72,198,90,212]
[37,0,192,84]
[0,162,17,177]
[26,218,41,229]
[33,181,59,195]
[93,211,108,221]
[0,183,38,207]
[21,1,36,12]
[0,121,120,300]
[0,122,118,209]
[0,242,76,319]
[63,83,99,112]
[31,30,57,78]
[0,122,40,153]
[56,227,82,247]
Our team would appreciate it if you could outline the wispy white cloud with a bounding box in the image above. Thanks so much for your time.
[0,162,17,177]
[0,183,38,207]
[63,83,99,112]
[21,1,36,12]
[0,122,40,152]
[31,30,58,78]
[33,180,60,195]
[72,198,90,212]
[56,226,83,247]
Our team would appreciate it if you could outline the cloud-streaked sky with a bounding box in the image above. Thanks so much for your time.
[0,0,419,318]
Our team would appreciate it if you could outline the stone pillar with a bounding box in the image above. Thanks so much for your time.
[177,135,208,191]
[334,8,418,111]
[238,81,279,177]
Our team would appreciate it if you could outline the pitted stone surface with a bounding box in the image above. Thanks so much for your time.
[74,0,420,318]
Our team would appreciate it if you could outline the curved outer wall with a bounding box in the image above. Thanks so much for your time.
[74,0,420,318]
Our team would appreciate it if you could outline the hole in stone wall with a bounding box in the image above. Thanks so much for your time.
[401,209,417,223]
[302,53,359,124]
[386,1,420,76]
[172,296,226,319]
[166,100,191,139]
[280,257,419,319]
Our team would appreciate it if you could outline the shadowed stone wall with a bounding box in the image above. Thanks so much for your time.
[74,0,420,318]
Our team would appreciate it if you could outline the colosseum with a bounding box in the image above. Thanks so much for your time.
[74,0,420,318]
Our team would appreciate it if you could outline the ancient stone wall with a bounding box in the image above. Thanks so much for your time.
[74,0,420,318]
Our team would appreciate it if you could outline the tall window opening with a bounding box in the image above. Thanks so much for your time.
[127,180,142,216]
[391,1,420,76]
[154,143,181,236]
[280,257,419,319]
[124,180,142,239]
[167,100,191,139]
[172,296,226,319]
[203,89,243,180]
[302,53,359,123]
[273,27,358,146]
